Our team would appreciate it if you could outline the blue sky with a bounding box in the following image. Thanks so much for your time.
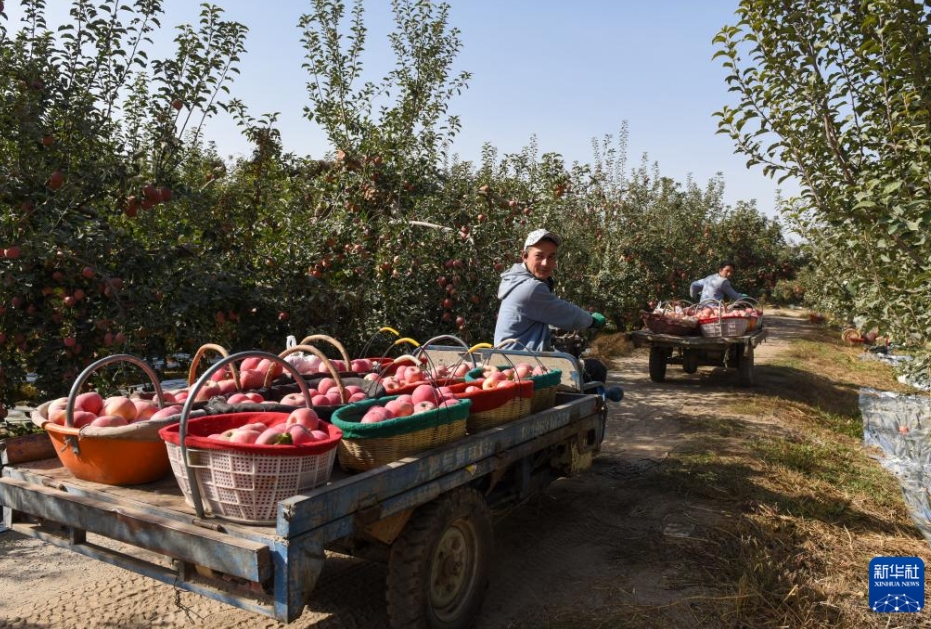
[5,0,799,217]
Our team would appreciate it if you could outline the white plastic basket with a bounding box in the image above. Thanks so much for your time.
[165,442,336,525]
[699,315,750,338]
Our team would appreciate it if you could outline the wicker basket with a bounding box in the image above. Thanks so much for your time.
[641,311,700,336]
[698,315,751,338]
[159,411,341,525]
[450,380,534,433]
[330,396,470,472]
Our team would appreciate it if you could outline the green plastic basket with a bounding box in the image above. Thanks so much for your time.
[330,396,471,471]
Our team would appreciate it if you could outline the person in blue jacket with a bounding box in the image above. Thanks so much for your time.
[689,260,747,303]
[493,228,608,382]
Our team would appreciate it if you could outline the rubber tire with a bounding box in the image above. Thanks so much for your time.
[682,351,698,374]
[386,488,493,629]
[737,345,754,387]
[649,347,667,383]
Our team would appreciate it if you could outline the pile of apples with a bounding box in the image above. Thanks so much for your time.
[285,354,377,375]
[164,356,285,403]
[205,408,332,446]
[359,383,463,424]
[480,362,548,383]
[365,362,471,394]
[275,377,369,407]
[45,392,181,428]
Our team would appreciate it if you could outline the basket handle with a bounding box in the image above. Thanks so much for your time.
[297,334,352,368]
[413,334,481,373]
[275,344,348,402]
[493,338,549,372]
[358,326,401,359]
[61,354,166,453]
[374,337,422,375]
[187,343,241,391]
[178,350,316,520]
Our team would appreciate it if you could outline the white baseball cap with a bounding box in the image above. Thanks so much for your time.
[523,228,563,251]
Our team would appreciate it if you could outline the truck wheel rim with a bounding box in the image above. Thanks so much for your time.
[430,520,477,618]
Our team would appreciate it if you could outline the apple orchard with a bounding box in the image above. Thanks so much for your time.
[0,1,799,414]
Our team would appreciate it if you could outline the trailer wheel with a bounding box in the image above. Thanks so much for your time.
[649,347,667,382]
[737,345,754,387]
[682,350,698,374]
[386,488,492,629]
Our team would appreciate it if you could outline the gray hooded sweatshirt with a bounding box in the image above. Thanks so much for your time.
[493,263,594,352]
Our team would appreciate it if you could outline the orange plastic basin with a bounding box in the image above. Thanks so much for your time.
[44,423,171,486]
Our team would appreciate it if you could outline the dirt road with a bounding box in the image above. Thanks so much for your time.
[0,313,807,628]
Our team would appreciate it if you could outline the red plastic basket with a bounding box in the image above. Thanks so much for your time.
[159,411,342,524]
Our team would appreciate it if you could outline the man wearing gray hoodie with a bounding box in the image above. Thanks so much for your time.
[493,229,607,382]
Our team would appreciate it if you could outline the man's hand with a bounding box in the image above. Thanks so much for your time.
[590,312,606,329]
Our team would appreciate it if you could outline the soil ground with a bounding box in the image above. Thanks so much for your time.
[0,311,907,628]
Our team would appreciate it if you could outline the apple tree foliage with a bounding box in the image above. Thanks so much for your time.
[0,0,247,402]
[0,0,797,410]
[714,0,931,376]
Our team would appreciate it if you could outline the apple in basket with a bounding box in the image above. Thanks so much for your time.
[514,363,534,379]
[132,399,158,421]
[230,427,263,444]
[193,381,223,402]
[453,363,472,378]
[103,396,137,421]
[532,365,548,376]
[239,368,265,390]
[350,358,373,373]
[413,401,437,414]
[411,384,440,405]
[482,372,509,390]
[361,406,392,423]
[464,385,481,394]
[279,392,306,406]
[286,408,320,430]
[72,410,98,428]
[151,405,183,421]
[215,378,238,395]
[384,399,415,418]
[75,391,105,415]
[89,414,129,428]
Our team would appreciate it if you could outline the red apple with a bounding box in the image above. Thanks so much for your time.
[75,391,104,415]
[413,401,437,414]
[103,396,137,421]
[89,415,129,428]
[151,405,183,421]
[286,408,319,429]
[132,399,158,421]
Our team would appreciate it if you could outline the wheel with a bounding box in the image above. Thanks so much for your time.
[386,488,493,629]
[682,350,698,374]
[737,345,754,387]
[649,347,667,382]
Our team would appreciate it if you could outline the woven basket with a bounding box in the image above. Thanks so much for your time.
[159,411,341,525]
[698,315,750,338]
[330,396,470,472]
[641,311,699,336]
[449,380,534,433]
[465,367,561,414]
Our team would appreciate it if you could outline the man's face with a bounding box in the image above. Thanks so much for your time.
[523,240,559,281]
[719,265,735,279]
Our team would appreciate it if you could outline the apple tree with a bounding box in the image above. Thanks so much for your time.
[715,0,931,374]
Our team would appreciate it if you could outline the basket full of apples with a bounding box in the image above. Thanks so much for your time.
[30,354,181,486]
[466,363,561,415]
[449,374,534,433]
[329,384,471,472]
[158,351,342,525]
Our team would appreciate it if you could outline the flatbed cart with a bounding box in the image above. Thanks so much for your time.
[0,347,619,629]
[628,327,768,387]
